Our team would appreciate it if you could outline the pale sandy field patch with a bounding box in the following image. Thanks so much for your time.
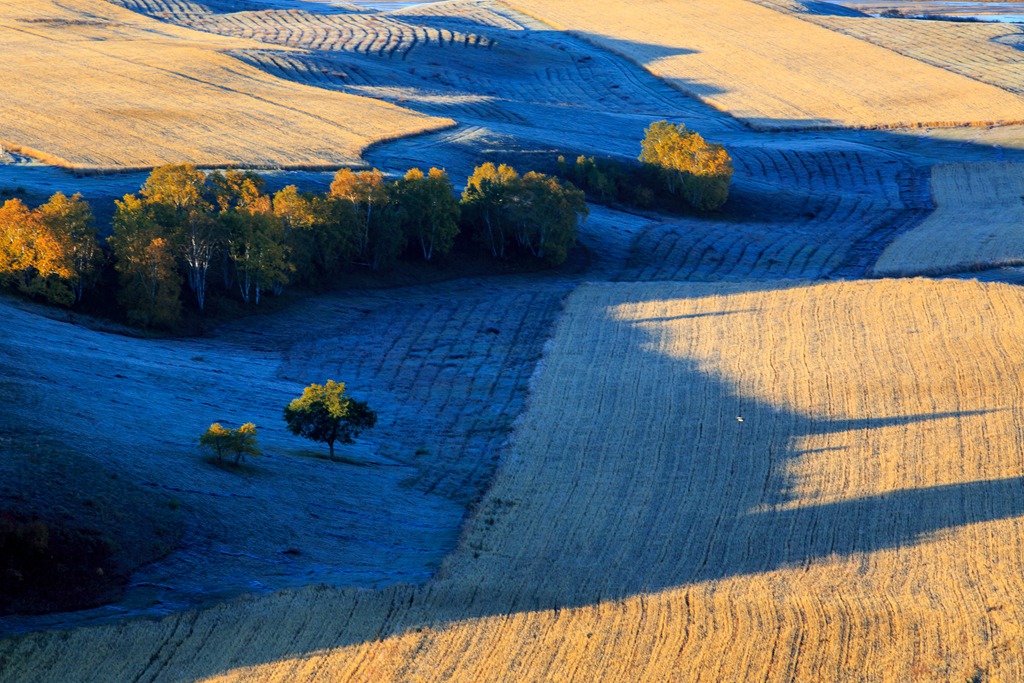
[0,0,451,169]
[5,279,1024,681]
[874,162,1024,275]
[504,0,1024,130]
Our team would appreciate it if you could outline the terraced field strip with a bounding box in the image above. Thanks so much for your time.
[503,0,1024,130]
[749,1,1024,97]
[874,162,1024,276]
[0,0,450,169]
[7,279,1024,681]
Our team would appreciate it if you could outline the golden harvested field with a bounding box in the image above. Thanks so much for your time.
[765,6,1024,97]
[6,279,1024,681]
[505,0,1024,130]
[874,162,1024,276]
[0,0,450,169]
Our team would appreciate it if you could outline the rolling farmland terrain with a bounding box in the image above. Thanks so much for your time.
[0,0,450,169]
[4,0,1024,680]
[6,280,1024,681]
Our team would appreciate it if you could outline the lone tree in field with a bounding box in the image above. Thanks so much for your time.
[639,120,733,211]
[283,380,377,460]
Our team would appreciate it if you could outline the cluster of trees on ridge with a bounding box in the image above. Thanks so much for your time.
[557,120,734,212]
[0,163,589,329]
[0,121,732,330]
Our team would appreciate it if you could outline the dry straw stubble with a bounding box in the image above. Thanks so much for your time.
[874,162,1024,276]
[0,0,452,170]
[504,0,1024,130]
[5,279,1024,681]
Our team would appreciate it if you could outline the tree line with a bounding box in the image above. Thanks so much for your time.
[0,163,588,329]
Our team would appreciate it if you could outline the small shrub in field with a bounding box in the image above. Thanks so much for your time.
[200,422,263,465]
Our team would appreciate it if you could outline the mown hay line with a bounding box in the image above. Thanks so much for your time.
[5,279,1024,681]
[502,0,1024,130]
[873,162,1024,276]
[0,0,452,170]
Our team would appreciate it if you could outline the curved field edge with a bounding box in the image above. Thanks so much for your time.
[501,0,1024,131]
[0,0,452,170]
[5,278,1024,681]
[873,162,1024,276]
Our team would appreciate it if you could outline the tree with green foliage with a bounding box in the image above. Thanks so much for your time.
[225,202,292,304]
[330,168,388,261]
[109,194,182,328]
[283,380,377,460]
[639,120,733,211]
[200,422,263,465]
[513,172,588,265]
[461,162,520,258]
[396,167,461,261]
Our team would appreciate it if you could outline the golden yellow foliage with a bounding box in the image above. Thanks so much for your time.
[0,0,452,170]
[506,0,1024,130]
[6,279,1024,681]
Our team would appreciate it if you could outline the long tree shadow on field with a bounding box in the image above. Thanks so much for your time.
[445,293,1024,612]
[24,281,1022,682]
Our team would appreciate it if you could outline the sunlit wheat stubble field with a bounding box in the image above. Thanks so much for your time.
[5,279,1024,681]
[3,0,1024,680]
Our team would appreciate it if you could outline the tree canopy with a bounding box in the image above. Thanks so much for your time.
[462,163,586,264]
[283,380,377,460]
[200,422,262,465]
[639,120,733,211]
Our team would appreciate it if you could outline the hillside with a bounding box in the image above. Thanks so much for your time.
[5,279,1024,681]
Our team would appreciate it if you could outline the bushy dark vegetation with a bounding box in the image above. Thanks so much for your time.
[0,423,183,615]
[0,163,587,331]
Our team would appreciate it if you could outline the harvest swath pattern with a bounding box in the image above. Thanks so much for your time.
[0,275,566,631]
[6,280,1024,681]
[620,145,932,280]
[0,0,450,169]
[874,162,1024,276]
[506,0,1024,130]
[220,278,570,503]
[113,0,496,58]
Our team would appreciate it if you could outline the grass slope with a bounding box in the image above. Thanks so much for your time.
[873,162,1024,276]
[0,0,451,170]
[504,0,1024,130]
[6,279,1024,681]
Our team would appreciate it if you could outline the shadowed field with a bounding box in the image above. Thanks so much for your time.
[5,279,1024,681]
[0,0,450,169]
[874,162,1024,275]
